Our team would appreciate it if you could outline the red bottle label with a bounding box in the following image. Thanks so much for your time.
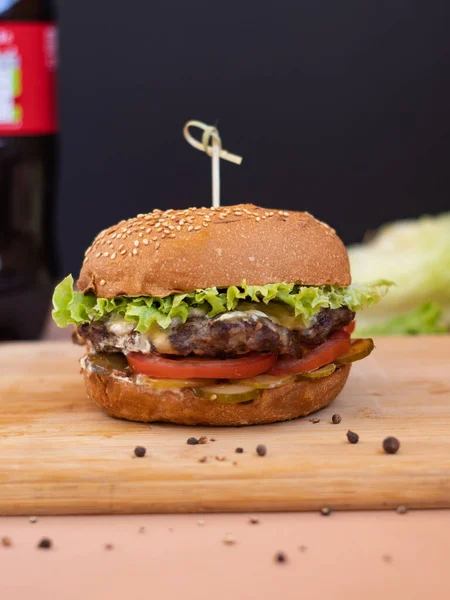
[0,23,57,135]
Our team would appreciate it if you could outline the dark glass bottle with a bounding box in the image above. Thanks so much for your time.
[0,0,57,340]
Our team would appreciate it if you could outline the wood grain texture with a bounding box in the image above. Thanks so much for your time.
[0,338,449,515]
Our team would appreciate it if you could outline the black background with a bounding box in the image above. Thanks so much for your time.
[58,0,450,276]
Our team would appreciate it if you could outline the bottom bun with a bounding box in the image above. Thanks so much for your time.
[81,358,351,426]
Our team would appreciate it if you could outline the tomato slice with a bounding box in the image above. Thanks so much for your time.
[268,337,351,376]
[341,321,356,336]
[127,352,277,380]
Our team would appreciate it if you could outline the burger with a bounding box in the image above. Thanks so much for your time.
[52,204,390,425]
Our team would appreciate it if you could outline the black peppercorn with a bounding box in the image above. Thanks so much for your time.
[347,430,359,444]
[37,538,52,549]
[331,414,341,424]
[134,446,146,457]
[235,447,244,454]
[256,444,267,456]
[187,437,199,445]
[274,551,287,563]
[383,436,400,454]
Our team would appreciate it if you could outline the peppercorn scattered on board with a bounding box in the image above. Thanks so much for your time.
[0,338,449,514]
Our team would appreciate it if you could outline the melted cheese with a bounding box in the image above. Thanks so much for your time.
[147,324,174,354]
[234,301,308,330]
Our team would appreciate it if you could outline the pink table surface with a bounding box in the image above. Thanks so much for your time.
[1,511,450,600]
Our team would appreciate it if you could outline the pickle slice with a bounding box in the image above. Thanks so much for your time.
[297,362,336,380]
[88,352,130,376]
[195,384,260,404]
[137,376,212,389]
[334,338,374,366]
[239,373,295,389]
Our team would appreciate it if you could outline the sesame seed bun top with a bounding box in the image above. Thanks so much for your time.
[77,204,351,297]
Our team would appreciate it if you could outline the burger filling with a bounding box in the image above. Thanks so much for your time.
[76,305,355,358]
[53,276,391,401]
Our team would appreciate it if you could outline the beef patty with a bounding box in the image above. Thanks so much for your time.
[77,307,354,358]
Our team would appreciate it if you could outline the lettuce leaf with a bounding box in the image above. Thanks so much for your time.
[356,302,447,335]
[52,275,392,333]
[348,213,450,332]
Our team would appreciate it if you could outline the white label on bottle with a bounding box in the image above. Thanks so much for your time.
[0,50,18,124]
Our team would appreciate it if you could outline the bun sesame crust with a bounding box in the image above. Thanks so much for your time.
[78,204,350,297]
[81,358,351,425]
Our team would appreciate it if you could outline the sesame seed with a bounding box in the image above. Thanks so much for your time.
[161,234,166,238]
[140,226,145,230]
[143,239,149,245]
[116,234,122,239]
[223,534,236,546]
[134,240,139,247]
[163,229,170,234]
[283,211,289,216]
[155,242,160,250]
[132,248,138,255]
[168,225,175,230]
[118,244,124,250]
[137,213,144,217]
[111,252,116,259]
[169,233,176,238]
[234,211,243,216]
[188,226,194,232]
[152,236,158,241]
[103,251,109,257]
[146,228,152,233]
[194,225,201,230]
[256,217,261,222]
[111,234,116,239]
[179,220,185,225]
[139,232,143,237]
[120,249,126,254]
[203,223,209,227]
[96,252,101,257]
[100,279,106,285]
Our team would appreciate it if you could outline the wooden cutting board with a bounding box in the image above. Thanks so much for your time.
[1,338,449,515]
